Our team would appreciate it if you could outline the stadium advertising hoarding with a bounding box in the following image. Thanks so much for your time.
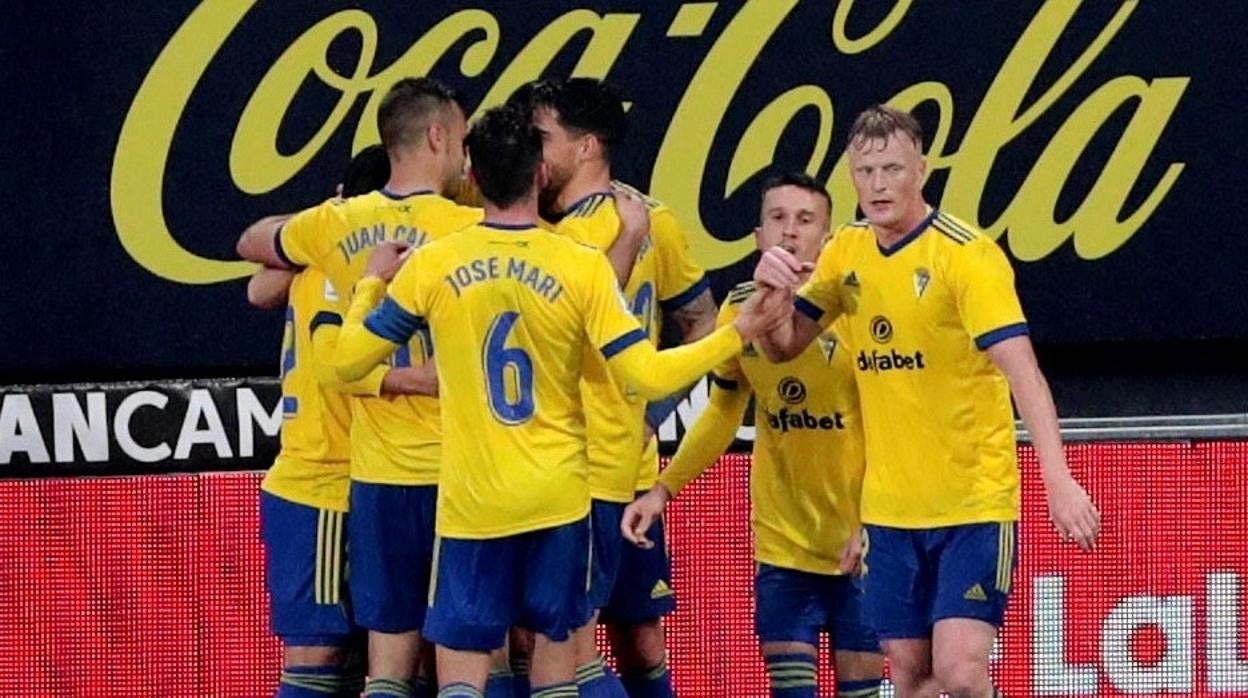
[2,447,1246,695]
[5,1,1246,382]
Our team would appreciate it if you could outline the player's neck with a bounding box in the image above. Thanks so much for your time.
[555,163,612,213]
[483,195,540,228]
[386,152,445,196]
[872,201,933,247]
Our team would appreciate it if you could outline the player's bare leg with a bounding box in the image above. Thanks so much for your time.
[529,632,577,693]
[881,638,939,698]
[832,648,884,697]
[436,645,491,693]
[367,631,421,693]
[932,618,996,698]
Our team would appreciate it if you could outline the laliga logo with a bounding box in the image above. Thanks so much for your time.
[112,0,1187,284]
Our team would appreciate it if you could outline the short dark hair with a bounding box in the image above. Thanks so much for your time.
[377,77,461,151]
[528,78,628,161]
[760,172,831,214]
[340,144,390,197]
[505,79,560,116]
[846,104,924,150]
[465,105,543,208]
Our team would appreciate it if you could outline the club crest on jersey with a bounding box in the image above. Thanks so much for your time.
[914,267,931,299]
[816,335,839,363]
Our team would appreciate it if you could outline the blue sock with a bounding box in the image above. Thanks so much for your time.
[531,680,578,698]
[278,666,347,697]
[485,669,515,698]
[510,654,530,698]
[575,655,628,697]
[765,653,816,698]
[437,683,484,698]
[836,677,881,697]
[620,657,673,698]
[364,677,415,697]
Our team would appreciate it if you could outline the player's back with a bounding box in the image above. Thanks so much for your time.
[393,222,642,538]
[261,268,354,511]
[278,189,483,485]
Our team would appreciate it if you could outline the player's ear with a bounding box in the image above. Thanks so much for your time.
[536,160,550,190]
[917,153,927,183]
[427,122,445,153]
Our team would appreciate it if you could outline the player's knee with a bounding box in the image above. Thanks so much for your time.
[933,655,990,697]
[283,644,346,668]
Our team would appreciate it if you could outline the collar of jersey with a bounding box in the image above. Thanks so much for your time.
[481,221,538,231]
[378,187,435,200]
[560,189,614,216]
[876,208,939,257]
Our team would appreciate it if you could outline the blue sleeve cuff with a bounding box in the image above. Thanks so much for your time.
[794,296,824,323]
[600,328,648,359]
[308,311,343,335]
[273,225,304,270]
[709,372,739,391]
[974,322,1029,350]
[645,393,685,431]
[659,275,710,313]
[364,296,425,345]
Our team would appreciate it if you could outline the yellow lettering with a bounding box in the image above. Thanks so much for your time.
[111,0,260,284]
[727,85,834,208]
[652,1,798,270]
[1004,75,1188,260]
[352,10,500,149]
[940,1,1135,234]
[231,10,379,194]
[831,0,913,55]
[474,10,640,117]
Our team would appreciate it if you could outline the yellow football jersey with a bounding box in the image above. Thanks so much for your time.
[278,189,482,485]
[662,281,864,575]
[260,268,387,511]
[796,210,1025,527]
[336,222,745,539]
[556,187,711,501]
[632,190,710,491]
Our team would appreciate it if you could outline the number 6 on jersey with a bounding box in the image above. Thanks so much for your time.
[483,311,535,424]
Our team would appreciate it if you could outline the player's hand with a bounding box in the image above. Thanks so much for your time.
[621,485,671,549]
[838,528,865,576]
[613,184,651,244]
[364,241,412,282]
[753,245,812,291]
[1045,474,1100,551]
[732,285,793,342]
[381,365,438,397]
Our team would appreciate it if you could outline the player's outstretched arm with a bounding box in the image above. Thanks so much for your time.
[246,267,293,309]
[235,214,293,268]
[605,287,790,399]
[987,335,1101,551]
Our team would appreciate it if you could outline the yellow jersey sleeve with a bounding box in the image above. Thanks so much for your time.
[576,250,743,400]
[308,319,388,396]
[794,231,848,326]
[333,276,405,382]
[954,239,1029,349]
[659,296,751,496]
[651,209,709,313]
[276,199,341,269]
